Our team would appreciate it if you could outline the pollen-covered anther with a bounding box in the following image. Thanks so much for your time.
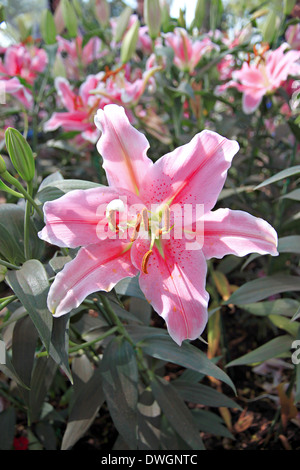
[141,250,153,274]
[130,213,142,242]
[163,205,170,232]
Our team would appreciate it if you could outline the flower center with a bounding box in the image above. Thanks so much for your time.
[105,200,172,273]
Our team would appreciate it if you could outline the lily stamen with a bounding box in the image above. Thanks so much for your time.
[141,250,153,274]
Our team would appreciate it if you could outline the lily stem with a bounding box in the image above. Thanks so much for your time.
[24,180,33,260]
[0,259,20,270]
[1,171,43,219]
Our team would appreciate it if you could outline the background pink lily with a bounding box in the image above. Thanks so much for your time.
[39,104,278,345]
[43,75,104,143]
[56,35,105,80]
[0,43,48,109]
[217,43,300,114]
[164,27,217,73]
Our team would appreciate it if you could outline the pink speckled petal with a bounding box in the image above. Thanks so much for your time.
[94,104,153,194]
[48,239,138,317]
[200,208,278,259]
[38,186,144,248]
[131,237,209,345]
[139,130,239,213]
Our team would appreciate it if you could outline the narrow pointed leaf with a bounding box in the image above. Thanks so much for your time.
[227,335,294,367]
[150,376,205,450]
[6,260,53,353]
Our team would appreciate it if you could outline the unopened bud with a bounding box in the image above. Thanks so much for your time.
[5,128,35,182]
[0,155,6,175]
[144,0,161,40]
[121,19,140,64]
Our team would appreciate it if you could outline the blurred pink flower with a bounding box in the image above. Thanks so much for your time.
[56,35,105,79]
[44,75,103,143]
[39,104,278,345]
[0,43,48,108]
[285,24,300,50]
[164,28,217,73]
[217,43,300,114]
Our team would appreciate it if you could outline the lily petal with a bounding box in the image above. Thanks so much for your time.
[48,239,138,317]
[200,208,278,259]
[139,130,239,213]
[38,186,144,248]
[94,104,153,195]
[131,238,209,345]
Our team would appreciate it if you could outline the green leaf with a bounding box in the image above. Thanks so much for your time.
[61,364,105,450]
[6,260,53,353]
[0,408,16,450]
[172,381,241,409]
[48,314,72,382]
[0,204,44,264]
[100,336,139,449]
[150,376,205,450]
[227,335,294,367]
[28,356,58,423]
[115,276,146,300]
[254,165,300,189]
[40,9,57,45]
[35,179,101,204]
[0,338,30,389]
[278,236,300,254]
[268,314,299,337]
[61,0,78,37]
[281,189,300,202]
[241,298,300,317]
[139,335,236,393]
[226,274,300,305]
[191,409,234,439]
[12,315,39,390]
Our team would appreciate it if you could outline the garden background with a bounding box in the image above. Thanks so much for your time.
[0,0,300,451]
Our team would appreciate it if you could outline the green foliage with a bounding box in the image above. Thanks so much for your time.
[0,0,299,452]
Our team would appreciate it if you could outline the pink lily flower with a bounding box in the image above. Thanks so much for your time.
[217,43,300,114]
[43,75,104,143]
[39,104,278,345]
[164,28,217,73]
[285,24,300,50]
[0,43,48,109]
[56,35,105,80]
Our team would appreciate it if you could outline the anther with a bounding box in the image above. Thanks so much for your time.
[141,250,153,274]
[141,207,149,231]
[163,205,170,232]
[130,213,142,242]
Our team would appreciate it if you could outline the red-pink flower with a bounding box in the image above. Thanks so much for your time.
[43,75,103,143]
[285,24,300,50]
[39,104,278,345]
[217,43,300,114]
[164,28,217,73]
[56,35,105,80]
[0,43,48,108]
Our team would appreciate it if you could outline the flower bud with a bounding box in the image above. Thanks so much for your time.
[144,0,161,40]
[114,6,132,43]
[5,128,35,182]
[121,19,140,64]
[0,155,7,175]
[94,0,110,27]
